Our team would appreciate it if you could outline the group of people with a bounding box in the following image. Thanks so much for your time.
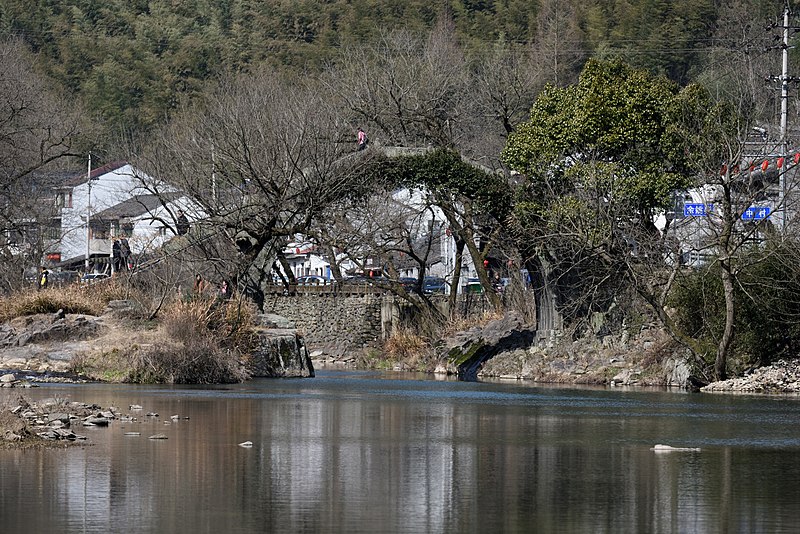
[111,237,132,272]
[193,274,231,301]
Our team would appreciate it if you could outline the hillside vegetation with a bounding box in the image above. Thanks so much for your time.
[0,0,785,136]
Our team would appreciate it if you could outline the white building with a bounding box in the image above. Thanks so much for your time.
[46,161,194,271]
[279,185,484,293]
[283,241,339,279]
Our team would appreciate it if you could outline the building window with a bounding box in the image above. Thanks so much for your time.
[66,191,73,208]
[45,221,61,241]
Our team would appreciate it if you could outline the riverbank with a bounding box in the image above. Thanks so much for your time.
[701,359,800,393]
[0,394,125,449]
[314,314,800,394]
[0,293,313,384]
[317,316,696,388]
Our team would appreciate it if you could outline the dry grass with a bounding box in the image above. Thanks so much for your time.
[0,286,105,321]
[63,294,258,384]
[0,279,148,322]
[382,328,432,369]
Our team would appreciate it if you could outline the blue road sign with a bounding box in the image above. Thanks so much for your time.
[741,207,771,221]
[683,203,713,217]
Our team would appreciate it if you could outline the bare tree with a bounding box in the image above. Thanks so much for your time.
[135,68,374,306]
[311,182,450,318]
[323,22,471,151]
[322,24,523,309]
[0,37,94,290]
[531,0,586,88]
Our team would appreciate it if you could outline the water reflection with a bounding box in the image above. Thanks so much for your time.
[2,371,800,533]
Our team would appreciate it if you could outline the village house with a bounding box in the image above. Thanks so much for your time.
[43,161,195,273]
[278,186,479,293]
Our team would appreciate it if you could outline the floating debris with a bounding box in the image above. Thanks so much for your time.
[651,444,701,452]
[238,441,253,448]
[148,434,168,440]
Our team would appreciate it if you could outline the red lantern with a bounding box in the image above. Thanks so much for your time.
[778,157,785,168]
[762,159,769,171]
[720,164,727,175]
[794,153,800,165]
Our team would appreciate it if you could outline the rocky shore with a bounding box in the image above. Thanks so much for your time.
[0,305,313,382]
[311,312,800,395]
[701,359,800,393]
[1,395,125,447]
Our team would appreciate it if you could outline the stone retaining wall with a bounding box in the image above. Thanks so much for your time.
[262,290,492,356]
[263,291,384,355]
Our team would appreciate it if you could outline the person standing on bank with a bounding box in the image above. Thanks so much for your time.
[38,267,49,291]
[112,238,121,272]
[357,127,368,151]
[119,237,131,271]
[176,209,189,236]
[219,280,231,300]
[194,274,207,295]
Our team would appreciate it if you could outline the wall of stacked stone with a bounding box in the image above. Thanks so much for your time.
[263,291,384,354]
[262,289,493,355]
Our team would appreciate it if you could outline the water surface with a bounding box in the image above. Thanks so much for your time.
[2,370,799,533]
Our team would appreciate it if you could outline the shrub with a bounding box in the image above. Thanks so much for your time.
[382,328,432,369]
[127,297,255,383]
[66,294,257,384]
[669,241,800,369]
[127,339,247,384]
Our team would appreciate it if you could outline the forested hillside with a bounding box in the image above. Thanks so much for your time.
[0,0,789,136]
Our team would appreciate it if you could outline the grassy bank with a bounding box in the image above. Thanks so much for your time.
[0,283,257,384]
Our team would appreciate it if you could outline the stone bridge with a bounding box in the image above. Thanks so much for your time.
[262,288,493,357]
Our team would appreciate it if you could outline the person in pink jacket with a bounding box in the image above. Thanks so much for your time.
[357,127,368,151]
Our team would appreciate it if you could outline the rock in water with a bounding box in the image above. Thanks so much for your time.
[247,328,314,378]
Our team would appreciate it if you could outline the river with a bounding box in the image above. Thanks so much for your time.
[2,369,800,533]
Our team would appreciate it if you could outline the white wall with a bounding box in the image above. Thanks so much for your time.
[58,164,152,262]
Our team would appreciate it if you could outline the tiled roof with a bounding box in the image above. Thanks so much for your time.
[61,161,129,187]
[92,193,181,221]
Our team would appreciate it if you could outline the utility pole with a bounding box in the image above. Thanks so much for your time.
[767,1,799,231]
[780,3,790,231]
[85,153,92,273]
[212,146,217,203]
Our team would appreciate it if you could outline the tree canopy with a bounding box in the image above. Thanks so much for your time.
[1,0,789,139]
[503,59,698,218]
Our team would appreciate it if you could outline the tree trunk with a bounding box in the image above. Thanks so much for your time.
[322,244,344,281]
[715,183,736,381]
[716,261,735,380]
[448,237,465,316]
[529,253,561,338]
[437,198,501,309]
